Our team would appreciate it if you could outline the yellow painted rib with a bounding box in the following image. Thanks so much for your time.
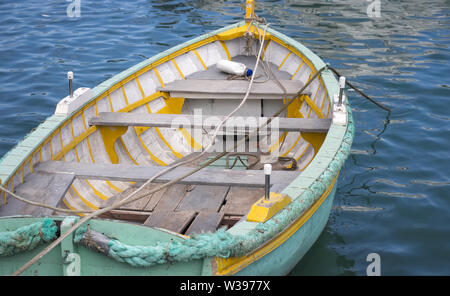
[299,148,315,171]
[71,185,99,210]
[153,68,165,87]
[61,198,85,217]
[94,102,99,117]
[145,103,183,159]
[178,128,203,150]
[135,77,146,99]
[53,126,97,161]
[154,127,183,159]
[219,40,231,60]
[85,180,109,201]
[85,137,95,163]
[281,134,302,157]
[171,59,185,80]
[215,175,338,275]
[296,143,311,162]
[107,94,115,112]
[121,87,130,105]
[119,91,165,113]
[303,94,324,119]
[268,132,287,153]
[291,61,305,80]
[260,39,271,61]
[29,158,34,174]
[278,52,292,70]
[135,131,167,166]
[193,49,207,70]
[105,180,123,193]
[118,138,139,165]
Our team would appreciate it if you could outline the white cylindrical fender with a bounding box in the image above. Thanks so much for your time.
[217,60,253,76]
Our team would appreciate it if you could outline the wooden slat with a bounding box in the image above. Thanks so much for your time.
[89,112,331,133]
[176,185,229,212]
[152,184,189,212]
[185,211,224,235]
[143,210,196,233]
[157,79,311,99]
[36,161,298,188]
[101,209,151,223]
[222,187,264,216]
[0,172,75,216]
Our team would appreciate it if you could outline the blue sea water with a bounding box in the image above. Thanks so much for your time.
[0,0,449,275]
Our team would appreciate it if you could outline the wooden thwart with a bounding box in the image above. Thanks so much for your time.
[0,172,75,216]
[36,161,298,188]
[89,112,331,133]
[157,79,311,99]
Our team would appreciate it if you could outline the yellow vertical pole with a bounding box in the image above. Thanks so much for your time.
[245,0,255,21]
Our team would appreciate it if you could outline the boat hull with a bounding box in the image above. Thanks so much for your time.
[235,183,336,276]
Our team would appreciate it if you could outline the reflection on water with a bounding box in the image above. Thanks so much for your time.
[0,0,449,275]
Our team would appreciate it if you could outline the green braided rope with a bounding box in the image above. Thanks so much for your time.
[0,218,58,257]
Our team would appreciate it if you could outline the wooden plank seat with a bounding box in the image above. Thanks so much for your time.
[89,112,331,133]
[0,172,75,216]
[35,161,298,188]
[156,79,312,99]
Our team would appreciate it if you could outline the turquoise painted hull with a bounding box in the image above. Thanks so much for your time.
[235,184,337,276]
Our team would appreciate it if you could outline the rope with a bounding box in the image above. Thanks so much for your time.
[0,218,58,257]
[327,65,391,112]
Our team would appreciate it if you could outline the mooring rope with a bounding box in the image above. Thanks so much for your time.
[327,65,391,112]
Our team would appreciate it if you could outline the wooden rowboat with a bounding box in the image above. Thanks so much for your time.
[0,1,354,276]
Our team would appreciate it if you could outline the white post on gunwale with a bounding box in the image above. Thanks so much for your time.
[338,76,346,106]
[68,71,74,98]
[264,163,272,200]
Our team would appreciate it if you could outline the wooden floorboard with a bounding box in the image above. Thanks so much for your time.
[143,210,196,234]
[185,211,224,235]
[176,185,229,213]
[222,186,264,216]
[152,184,189,212]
